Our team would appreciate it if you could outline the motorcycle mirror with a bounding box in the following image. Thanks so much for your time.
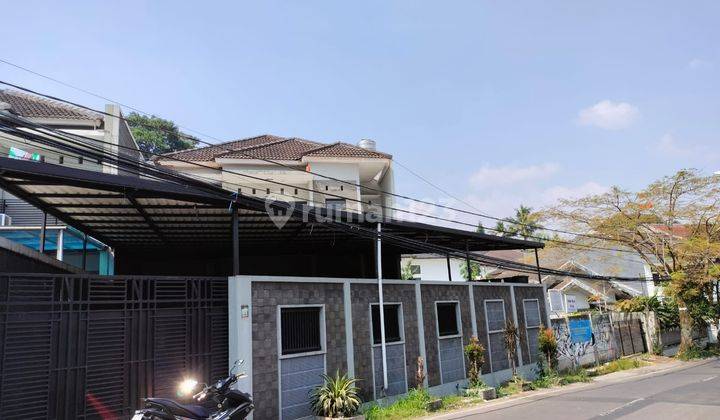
[230,359,244,374]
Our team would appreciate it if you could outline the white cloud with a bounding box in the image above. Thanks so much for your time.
[655,133,717,160]
[688,58,712,70]
[543,182,610,203]
[469,163,560,189]
[577,100,639,130]
[657,133,684,155]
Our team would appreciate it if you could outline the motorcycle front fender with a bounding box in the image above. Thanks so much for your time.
[132,408,177,420]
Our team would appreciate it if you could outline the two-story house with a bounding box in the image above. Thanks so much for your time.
[153,135,395,215]
[0,89,141,273]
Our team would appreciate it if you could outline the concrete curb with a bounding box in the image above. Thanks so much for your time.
[425,358,716,419]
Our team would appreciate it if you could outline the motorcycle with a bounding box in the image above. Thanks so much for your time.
[131,360,254,420]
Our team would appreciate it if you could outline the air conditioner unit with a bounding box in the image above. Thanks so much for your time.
[0,214,11,226]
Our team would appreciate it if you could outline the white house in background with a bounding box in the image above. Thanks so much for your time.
[400,249,536,282]
[0,89,141,176]
[154,136,394,215]
[0,89,140,273]
[400,253,467,281]
[544,256,657,318]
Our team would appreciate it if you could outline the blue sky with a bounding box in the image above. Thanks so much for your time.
[1,1,718,226]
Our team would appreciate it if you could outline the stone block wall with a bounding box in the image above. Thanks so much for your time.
[420,284,472,387]
[250,281,346,419]
[514,286,548,365]
[473,285,516,374]
[237,278,548,419]
[350,283,419,400]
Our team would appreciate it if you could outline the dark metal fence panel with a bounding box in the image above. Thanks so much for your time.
[0,274,228,420]
[613,319,646,356]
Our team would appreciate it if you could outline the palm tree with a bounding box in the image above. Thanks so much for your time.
[494,205,542,240]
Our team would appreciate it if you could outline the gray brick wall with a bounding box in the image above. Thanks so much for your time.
[350,283,419,401]
[473,285,514,374]
[248,280,548,418]
[420,284,472,387]
[251,282,346,419]
[514,286,548,365]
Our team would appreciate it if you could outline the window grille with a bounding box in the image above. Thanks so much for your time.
[523,300,542,362]
[437,302,459,336]
[281,307,322,355]
[371,304,402,344]
[485,300,508,371]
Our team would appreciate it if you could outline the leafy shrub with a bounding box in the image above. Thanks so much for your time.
[594,358,647,375]
[364,389,431,419]
[464,336,486,388]
[503,320,519,376]
[310,371,361,418]
[677,344,720,361]
[537,326,558,371]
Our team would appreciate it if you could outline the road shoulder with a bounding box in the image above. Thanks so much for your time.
[426,358,715,420]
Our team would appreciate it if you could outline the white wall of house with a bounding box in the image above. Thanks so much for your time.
[401,256,466,281]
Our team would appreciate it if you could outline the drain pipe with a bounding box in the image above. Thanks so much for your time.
[377,223,388,391]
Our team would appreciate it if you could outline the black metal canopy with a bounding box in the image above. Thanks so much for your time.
[0,157,543,254]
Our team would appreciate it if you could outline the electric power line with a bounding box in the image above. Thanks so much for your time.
[0,64,624,244]
[0,114,656,281]
[0,102,640,256]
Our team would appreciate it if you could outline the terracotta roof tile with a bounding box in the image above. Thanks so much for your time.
[156,135,391,162]
[218,138,325,160]
[303,142,392,159]
[0,89,100,121]
[156,134,285,162]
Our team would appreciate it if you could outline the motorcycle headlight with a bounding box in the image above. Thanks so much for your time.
[178,379,198,396]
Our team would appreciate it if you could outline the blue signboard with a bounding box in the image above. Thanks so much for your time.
[568,317,592,343]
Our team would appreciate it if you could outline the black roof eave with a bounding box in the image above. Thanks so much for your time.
[0,157,544,252]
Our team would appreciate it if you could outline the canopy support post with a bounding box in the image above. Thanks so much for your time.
[232,206,240,276]
[446,254,452,281]
[39,212,47,253]
[465,240,472,281]
[82,233,88,271]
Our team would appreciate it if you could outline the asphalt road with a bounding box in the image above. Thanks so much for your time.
[435,359,720,420]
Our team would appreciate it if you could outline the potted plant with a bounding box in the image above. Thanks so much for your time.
[310,371,364,420]
[504,321,531,391]
[537,325,558,374]
[464,336,496,400]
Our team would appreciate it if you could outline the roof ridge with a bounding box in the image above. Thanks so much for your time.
[158,134,286,159]
[215,138,291,158]
[0,89,100,119]
[299,141,342,157]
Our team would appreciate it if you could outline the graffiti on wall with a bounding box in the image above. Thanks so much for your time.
[551,313,617,368]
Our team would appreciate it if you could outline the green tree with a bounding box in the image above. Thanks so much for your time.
[401,258,417,280]
[126,112,198,157]
[460,260,489,281]
[476,222,485,234]
[546,169,720,353]
[494,205,542,240]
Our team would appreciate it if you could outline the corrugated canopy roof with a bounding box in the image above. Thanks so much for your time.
[0,157,543,253]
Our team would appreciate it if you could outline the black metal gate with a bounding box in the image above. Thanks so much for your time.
[0,273,228,419]
[613,319,647,356]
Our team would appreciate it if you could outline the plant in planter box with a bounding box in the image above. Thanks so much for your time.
[310,371,363,419]
[463,336,496,399]
[537,325,558,374]
[503,319,519,377]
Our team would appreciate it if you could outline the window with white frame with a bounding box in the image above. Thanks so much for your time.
[485,300,509,372]
[410,264,421,279]
[436,302,460,337]
[523,299,542,362]
[280,306,323,355]
[371,303,403,344]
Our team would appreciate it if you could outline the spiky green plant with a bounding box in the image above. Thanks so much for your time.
[310,371,361,418]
